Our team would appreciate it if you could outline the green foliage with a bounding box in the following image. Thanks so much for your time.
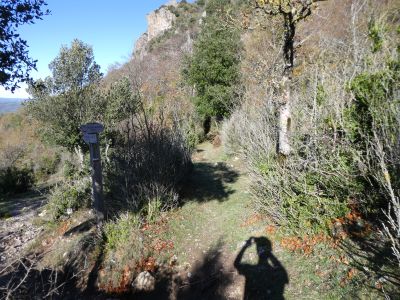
[345,47,400,212]
[0,166,34,196]
[253,146,357,235]
[0,0,50,91]
[368,19,385,53]
[46,177,91,220]
[196,0,206,7]
[100,212,146,289]
[104,78,138,126]
[103,213,140,251]
[49,39,102,93]
[26,39,104,152]
[316,83,327,106]
[183,1,241,119]
[34,152,60,182]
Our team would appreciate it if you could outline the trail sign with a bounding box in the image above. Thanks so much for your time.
[83,133,98,144]
[80,122,104,134]
[80,122,104,220]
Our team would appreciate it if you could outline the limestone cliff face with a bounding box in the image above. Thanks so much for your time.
[134,1,177,57]
[134,32,148,58]
[146,5,176,41]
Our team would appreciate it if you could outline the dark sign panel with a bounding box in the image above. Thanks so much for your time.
[80,122,104,134]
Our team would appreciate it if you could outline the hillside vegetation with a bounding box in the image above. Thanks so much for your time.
[1,0,399,299]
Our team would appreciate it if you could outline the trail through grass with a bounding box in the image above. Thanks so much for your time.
[162,142,393,299]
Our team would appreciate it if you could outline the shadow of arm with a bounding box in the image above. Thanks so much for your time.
[234,238,252,272]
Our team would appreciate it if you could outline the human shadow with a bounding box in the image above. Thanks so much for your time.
[234,236,288,300]
[181,162,239,203]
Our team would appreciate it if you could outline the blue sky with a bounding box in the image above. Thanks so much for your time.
[1,0,185,98]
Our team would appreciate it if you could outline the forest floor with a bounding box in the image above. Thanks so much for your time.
[0,142,398,299]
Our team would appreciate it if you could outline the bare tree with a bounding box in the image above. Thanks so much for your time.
[257,0,326,156]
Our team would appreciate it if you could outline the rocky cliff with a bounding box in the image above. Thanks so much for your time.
[134,1,178,57]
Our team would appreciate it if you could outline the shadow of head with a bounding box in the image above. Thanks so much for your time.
[253,236,272,262]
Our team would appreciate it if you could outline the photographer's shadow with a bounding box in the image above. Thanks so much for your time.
[234,236,288,300]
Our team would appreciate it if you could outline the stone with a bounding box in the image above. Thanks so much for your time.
[146,6,176,41]
[132,271,155,292]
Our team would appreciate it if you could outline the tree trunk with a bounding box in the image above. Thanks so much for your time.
[277,12,295,157]
[203,116,211,136]
[277,78,292,156]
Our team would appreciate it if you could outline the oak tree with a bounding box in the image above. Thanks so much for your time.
[0,0,49,91]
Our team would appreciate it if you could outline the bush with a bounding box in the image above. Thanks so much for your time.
[34,152,61,182]
[106,123,191,215]
[100,213,145,290]
[46,177,91,220]
[0,166,34,195]
[103,212,141,252]
[222,5,400,237]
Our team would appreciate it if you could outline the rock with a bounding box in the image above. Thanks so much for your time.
[134,33,149,58]
[169,255,178,266]
[332,221,344,237]
[146,6,176,41]
[132,271,155,292]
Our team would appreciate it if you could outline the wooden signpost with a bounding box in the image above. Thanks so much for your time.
[80,122,104,220]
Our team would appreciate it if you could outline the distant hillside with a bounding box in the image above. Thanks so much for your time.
[0,98,25,114]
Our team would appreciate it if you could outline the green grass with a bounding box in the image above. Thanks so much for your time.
[157,142,395,299]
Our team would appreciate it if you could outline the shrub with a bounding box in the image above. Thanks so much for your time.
[103,212,141,252]
[34,152,61,182]
[100,213,144,290]
[106,123,191,215]
[222,3,400,237]
[0,166,34,195]
[46,177,91,220]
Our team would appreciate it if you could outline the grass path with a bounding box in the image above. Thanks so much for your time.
[169,142,259,260]
[162,142,387,300]
[165,142,291,299]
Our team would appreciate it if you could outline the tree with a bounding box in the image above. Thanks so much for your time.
[257,0,325,156]
[183,0,241,133]
[0,0,49,91]
[27,39,103,152]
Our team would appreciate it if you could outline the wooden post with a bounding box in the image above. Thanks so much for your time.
[80,122,104,220]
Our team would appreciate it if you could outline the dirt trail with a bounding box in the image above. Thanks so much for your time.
[0,191,45,270]
[167,142,286,299]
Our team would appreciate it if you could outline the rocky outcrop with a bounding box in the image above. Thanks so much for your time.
[134,32,149,58]
[147,4,177,41]
[134,1,178,57]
